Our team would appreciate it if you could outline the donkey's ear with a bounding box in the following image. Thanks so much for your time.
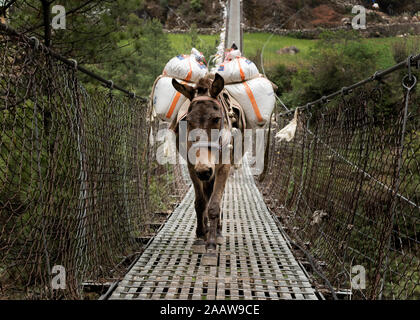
[210,73,224,98]
[172,78,195,101]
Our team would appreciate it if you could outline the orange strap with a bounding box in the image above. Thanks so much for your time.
[237,57,245,81]
[236,58,263,122]
[165,57,193,119]
[242,81,263,122]
[166,91,182,119]
[185,57,192,82]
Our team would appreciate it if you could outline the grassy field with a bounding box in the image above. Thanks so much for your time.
[243,33,419,70]
[243,33,314,69]
[168,33,219,55]
[168,32,420,71]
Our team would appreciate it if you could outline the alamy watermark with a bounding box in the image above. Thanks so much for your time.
[51,5,66,30]
[352,5,367,30]
[351,265,366,290]
[51,265,66,290]
[155,122,267,175]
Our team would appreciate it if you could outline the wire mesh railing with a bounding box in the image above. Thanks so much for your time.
[0,26,188,299]
[259,59,419,300]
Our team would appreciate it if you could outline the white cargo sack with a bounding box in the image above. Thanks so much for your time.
[225,76,275,128]
[217,57,259,84]
[163,48,208,83]
[215,50,275,128]
[224,49,242,61]
[153,76,194,122]
[153,48,208,122]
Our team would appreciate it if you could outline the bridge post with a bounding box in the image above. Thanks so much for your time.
[225,0,243,53]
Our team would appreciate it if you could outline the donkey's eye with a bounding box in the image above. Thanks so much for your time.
[213,117,221,124]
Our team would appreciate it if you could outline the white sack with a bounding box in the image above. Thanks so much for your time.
[217,57,259,84]
[153,76,193,122]
[225,77,275,128]
[224,49,242,61]
[163,48,208,82]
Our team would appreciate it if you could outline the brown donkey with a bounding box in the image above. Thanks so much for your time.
[171,73,244,263]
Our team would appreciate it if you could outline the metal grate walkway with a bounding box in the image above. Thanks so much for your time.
[109,162,318,300]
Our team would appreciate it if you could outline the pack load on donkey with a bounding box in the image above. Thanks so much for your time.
[152,48,208,122]
[151,47,276,129]
[218,48,276,128]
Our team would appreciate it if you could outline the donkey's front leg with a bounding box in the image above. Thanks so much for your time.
[189,167,207,241]
[206,165,230,251]
[194,195,207,239]
[191,180,208,254]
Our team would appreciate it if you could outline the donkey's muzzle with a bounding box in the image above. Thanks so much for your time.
[196,168,213,181]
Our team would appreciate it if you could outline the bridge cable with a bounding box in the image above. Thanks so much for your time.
[259,5,308,113]
[0,22,144,100]
[280,53,420,117]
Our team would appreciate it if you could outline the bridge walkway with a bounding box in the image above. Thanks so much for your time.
[109,161,318,300]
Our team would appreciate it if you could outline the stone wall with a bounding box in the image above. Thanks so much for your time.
[165,23,420,39]
[244,22,420,39]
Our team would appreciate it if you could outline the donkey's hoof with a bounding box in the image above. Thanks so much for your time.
[216,235,224,245]
[192,239,206,254]
[202,252,217,266]
[194,238,205,245]
[206,241,216,251]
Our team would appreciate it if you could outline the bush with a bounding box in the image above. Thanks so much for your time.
[391,37,420,64]
[247,48,263,71]
[283,30,379,106]
[190,0,202,11]
[265,64,295,96]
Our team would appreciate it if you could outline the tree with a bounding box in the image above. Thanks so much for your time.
[94,18,174,96]
[8,0,145,64]
[5,1,179,96]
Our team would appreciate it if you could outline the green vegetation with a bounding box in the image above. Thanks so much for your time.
[169,32,419,70]
[167,32,418,69]
[166,31,419,108]
[168,31,218,61]
[243,33,314,68]
[282,30,380,106]
[95,18,175,96]
[9,0,145,64]
[190,0,202,11]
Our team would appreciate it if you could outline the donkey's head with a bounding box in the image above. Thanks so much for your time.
[172,73,225,181]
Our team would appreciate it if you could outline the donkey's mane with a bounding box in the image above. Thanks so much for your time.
[196,74,213,95]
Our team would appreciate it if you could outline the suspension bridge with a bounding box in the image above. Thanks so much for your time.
[0,0,419,300]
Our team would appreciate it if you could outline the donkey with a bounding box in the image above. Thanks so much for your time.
[171,73,244,262]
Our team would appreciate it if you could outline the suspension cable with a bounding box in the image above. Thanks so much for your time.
[0,22,144,100]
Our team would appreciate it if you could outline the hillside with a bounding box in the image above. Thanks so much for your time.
[140,0,420,30]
